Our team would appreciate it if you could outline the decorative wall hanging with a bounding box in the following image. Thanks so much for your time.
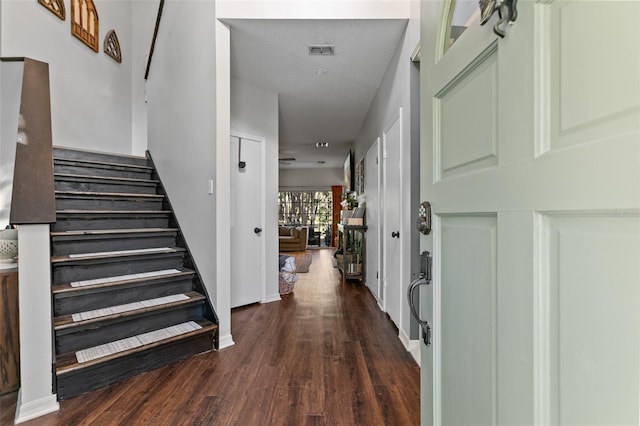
[103,30,122,63]
[479,0,518,38]
[71,0,99,52]
[38,0,65,20]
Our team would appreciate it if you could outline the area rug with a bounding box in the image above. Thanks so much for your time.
[289,250,312,273]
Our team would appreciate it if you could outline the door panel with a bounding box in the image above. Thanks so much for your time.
[548,215,640,426]
[440,215,496,425]
[550,2,640,148]
[420,1,640,424]
[437,48,497,178]
[230,135,263,308]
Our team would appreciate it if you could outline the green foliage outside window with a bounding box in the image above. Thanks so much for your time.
[278,191,332,231]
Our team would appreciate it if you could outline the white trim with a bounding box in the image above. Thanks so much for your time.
[432,213,442,425]
[365,137,381,301]
[399,327,411,349]
[14,391,59,424]
[16,225,56,422]
[217,333,235,350]
[533,212,551,424]
[263,293,281,304]
[408,340,421,366]
[215,19,233,345]
[410,41,421,63]
[534,1,551,157]
[375,137,383,302]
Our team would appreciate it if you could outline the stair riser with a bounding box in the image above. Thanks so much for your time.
[51,233,177,256]
[51,215,170,232]
[56,332,213,400]
[56,197,163,211]
[55,179,158,195]
[53,148,150,167]
[54,276,194,316]
[54,164,152,180]
[53,253,185,284]
[55,303,205,355]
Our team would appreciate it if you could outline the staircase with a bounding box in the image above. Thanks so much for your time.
[50,147,218,400]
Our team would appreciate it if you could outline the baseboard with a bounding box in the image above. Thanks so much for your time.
[217,333,235,350]
[262,293,281,304]
[399,328,411,350]
[14,390,59,424]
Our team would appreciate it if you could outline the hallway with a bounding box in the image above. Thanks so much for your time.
[1,249,419,425]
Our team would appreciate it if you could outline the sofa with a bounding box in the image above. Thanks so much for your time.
[279,226,308,252]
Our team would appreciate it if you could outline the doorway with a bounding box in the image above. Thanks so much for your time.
[382,109,403,329]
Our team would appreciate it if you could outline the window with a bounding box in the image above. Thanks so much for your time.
[444,0,480,53]
[278,191,332,246]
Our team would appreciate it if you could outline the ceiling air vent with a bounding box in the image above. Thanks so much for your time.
[308,45,335,56]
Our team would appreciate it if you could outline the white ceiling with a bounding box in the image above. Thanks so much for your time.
[227,19,408,169]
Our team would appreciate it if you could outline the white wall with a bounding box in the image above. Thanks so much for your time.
[0,0,133,154]
[146,1,222,334]
[217,0,410,20]
[131,1,159,155]
[353,2,420,349]
[230,78,279,302]
[279,167,343,190]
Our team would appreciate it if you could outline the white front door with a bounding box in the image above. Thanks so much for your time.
[420,1,640,424]
[383,110,403,329]
[230,134,264,308]
[365,138,381,303]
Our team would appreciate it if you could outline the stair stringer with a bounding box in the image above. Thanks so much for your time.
[145,151,219,349]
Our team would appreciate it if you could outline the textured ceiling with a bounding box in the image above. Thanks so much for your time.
[228,19,408,169]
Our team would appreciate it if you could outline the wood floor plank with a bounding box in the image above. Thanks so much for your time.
[5,249,419,425]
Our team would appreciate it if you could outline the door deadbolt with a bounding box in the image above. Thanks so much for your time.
[417,201,432,235]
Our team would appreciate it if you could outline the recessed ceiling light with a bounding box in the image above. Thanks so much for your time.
[315,141,329,148]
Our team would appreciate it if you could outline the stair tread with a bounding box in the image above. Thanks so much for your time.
[55,190,164,199]
[55,173,159,185]
[53,268,194,294]
[56,209,171,214]
[53,146,149,161]
[51,246,185,263]
[51,228,178,237]
[54,291,205,330]
[54,157,153,171]
[56,319,216,375]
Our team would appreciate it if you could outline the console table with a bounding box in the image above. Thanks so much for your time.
[337,224,367,282]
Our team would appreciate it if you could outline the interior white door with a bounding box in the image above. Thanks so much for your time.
[383,112,402,329]
[420,1,640,424]
[230,135,263,308]
[365,138,381,302]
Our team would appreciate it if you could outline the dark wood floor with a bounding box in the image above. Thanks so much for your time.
[1,249,419,425]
